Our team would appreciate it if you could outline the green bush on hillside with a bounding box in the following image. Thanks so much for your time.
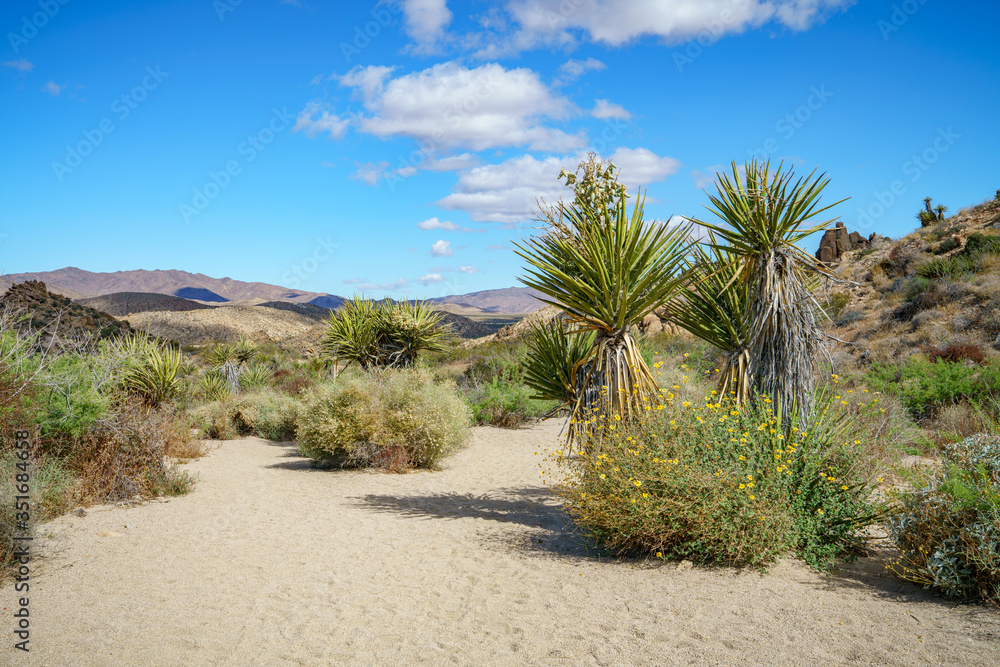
[297,369,471,470]
[867,357,1000,421]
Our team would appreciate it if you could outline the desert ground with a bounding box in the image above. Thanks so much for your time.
[3,421,998,666]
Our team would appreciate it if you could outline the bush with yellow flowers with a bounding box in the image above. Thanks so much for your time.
[554,375,884,569]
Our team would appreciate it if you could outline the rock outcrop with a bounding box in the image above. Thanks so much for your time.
[816,222,884,263]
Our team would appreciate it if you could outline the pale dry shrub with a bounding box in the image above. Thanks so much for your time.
[930,402,999,446]
[296,368,471,470]
[191,389,298,441]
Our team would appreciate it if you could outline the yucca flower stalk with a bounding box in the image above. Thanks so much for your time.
[662,237,752,404]
[692,159,845,425]
[516,189,690,445]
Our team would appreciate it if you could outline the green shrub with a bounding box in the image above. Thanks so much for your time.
[31,354,110,449]
[825,292,851,320]
[868,357,1000,421]
[192,389,298,441]
[885,433,1000,602]
[464,377,557,427]
[932,237,959,254]
[238,363,274,392]
[963,232,1000,257]
[915,256,975,280]
[556,384,880,569]
[297,369,471,470]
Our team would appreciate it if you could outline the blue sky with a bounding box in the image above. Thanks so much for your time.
[2,0,998,299]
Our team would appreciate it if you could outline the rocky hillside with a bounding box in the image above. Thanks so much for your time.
[428,287,544,314]
[77,292,214,316]
[0,281,134,349]
[819,196,1000,365]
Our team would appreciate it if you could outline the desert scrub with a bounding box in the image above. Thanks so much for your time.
[297,369,471,470]
[554,379,881,569]
[192,389,298,441]
[867,356,1000,421]
[885,434,1000,602]
[463,378,557,428]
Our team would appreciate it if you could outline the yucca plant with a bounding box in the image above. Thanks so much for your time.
[661,237,753,404]
[198,371,232,402]
[239,363,273,392]
[516,178,691,444]
[233,335,259,365]
[121,342,182,406]
[321,295,447,371]
[205,342,239,368]
[692,159,845,424]
[523,319,597,416]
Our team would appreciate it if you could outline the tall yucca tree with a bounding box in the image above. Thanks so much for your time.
[516,190,691,444]
[661,237,752,405]
[523,318,597,417]
[692,159,845,424]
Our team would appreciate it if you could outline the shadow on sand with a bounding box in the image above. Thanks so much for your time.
[354,486,603,559]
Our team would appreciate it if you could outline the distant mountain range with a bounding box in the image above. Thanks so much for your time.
[1,267,544,314]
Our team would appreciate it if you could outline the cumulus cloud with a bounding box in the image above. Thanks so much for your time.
[591,99,632,120]
[500,0,852,49]
[351,161,390,185]
[401,0,453,53]
[437,147,680,224]
[417,217,469,231]
[336,62,585,152]
[2,59,33,72]
[459,265,480,274]
[555,57,605,83]
[293,101,349,139]
[430,239,453,257]
[418,273,446,284]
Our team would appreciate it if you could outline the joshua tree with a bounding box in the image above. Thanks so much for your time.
[691,159,845,425]
[917,197,938,227]
[516,157,690,444]
[935,203,948,221]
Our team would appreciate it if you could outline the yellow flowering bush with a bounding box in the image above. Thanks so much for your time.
[554,375,882,568]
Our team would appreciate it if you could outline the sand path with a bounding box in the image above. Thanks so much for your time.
[3,421,998,666]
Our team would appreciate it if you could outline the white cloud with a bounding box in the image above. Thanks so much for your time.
[401,0,453,53]
[418,273,446,284]
[430,239,453,257]
[423,153,480,171]
[355,278,410,291]
[459,265,480,274]
[591,99,632,120]
[351,161,390,185]
[501,0,853,48]
[437,147,681,224]
[2,59,32,72]
[42,81,61,96]
[293,101,349,139]
[556,57,605,82]
[337,62,585,152]
[418,217,464,231]
[610,147,681,190]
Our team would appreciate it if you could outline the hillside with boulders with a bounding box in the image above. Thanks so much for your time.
[0,280,135,350]
[817,195,1000,365]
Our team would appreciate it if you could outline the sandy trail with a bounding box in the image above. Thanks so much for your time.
[3,421,998,666]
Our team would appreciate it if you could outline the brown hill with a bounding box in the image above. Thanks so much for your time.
[3,267,345,309]
[819,195,1000,365]
[429,287,544,314]
[0,281,134,349]
[77,292,214,316]
[122,305,320,347]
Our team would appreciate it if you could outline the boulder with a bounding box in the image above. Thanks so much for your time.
[639,313,664,336]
